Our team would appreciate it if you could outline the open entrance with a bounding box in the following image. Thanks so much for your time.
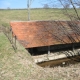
[27,43,80,67]
[27,43,80,56]
[10,21,80,67]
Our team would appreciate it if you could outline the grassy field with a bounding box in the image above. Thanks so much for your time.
[0,9,72,27]
[0,8,80,27]
[0,9,80,80]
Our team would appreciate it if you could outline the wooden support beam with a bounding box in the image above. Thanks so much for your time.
[48,46,50,54]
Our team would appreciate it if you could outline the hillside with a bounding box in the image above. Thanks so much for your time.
[0,9,80,80]
[0,27,80,80]
[0,9,70,27]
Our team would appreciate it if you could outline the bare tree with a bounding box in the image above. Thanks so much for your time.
[59,0,80,20]
[43,4,49,9]
[60,0,70,9]
[74,0,80,8]
[69,0,80,20]
[58,0,73,20]
[7,7,10,10]
[27,0,34,21]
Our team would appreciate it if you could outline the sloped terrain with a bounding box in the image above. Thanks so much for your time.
[0,32,80,80]
[0,9,80,80]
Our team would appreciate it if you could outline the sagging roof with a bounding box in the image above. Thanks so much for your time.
[10,20,80,48]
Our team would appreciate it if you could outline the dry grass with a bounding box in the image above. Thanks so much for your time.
[0,9,80,80]
[0,32,80,80]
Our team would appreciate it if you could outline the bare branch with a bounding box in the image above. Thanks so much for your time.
[69,0,80,20]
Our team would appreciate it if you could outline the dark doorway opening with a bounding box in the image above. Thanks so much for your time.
[27,43,80,56]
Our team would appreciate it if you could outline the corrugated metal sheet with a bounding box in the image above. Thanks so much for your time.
[10,20,80,48]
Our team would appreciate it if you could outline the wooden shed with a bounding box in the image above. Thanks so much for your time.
[10,20,80,49]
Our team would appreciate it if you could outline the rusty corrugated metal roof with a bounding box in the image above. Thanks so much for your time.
[10,20,80,48]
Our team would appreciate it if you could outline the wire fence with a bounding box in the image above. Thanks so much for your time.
[2,25,17,51]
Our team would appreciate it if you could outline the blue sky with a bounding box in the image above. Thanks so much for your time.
[0,0,61,9]
[0,0,44,9]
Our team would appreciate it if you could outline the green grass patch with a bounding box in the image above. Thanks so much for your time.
[0,32,33,80]
[0,8,80,27]
[0,9,72,27]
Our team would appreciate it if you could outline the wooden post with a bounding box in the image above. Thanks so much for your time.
[14,36,17,50]
[48,46,50,54]
[47,46,50,60]
[10,27,12,43]
[12,31,13,44]
[72,44,76,56]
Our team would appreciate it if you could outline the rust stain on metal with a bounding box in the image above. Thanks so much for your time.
[10,21,80,48]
